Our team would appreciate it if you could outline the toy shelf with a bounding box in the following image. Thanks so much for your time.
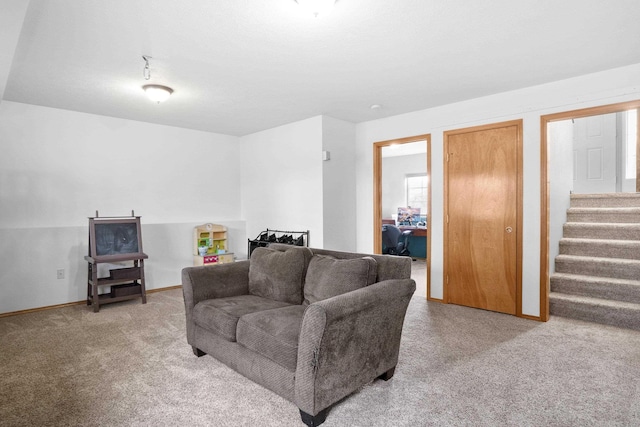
[193,223,234,266]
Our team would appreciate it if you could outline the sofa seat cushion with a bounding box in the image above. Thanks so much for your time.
[248,247,312,304]
[236,305,307,372]
[193,295,292,342]
[303,254,378,304]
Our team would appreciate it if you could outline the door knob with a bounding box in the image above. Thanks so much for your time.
[505,227,513,233]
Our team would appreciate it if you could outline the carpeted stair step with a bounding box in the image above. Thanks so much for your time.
[550,273,640,304]
[553,193,640,332]
[554,254,640,281]
[570,193,640,208]
[566,207,640,223]
[563,222,640,240]
[559,238,640,260]
[550,292,640,331]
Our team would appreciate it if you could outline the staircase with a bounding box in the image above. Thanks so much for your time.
[549,193,640,330]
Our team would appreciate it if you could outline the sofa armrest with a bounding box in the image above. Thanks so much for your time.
[294,278,416,415]
[182,261,251,304]
[181,260,251,345]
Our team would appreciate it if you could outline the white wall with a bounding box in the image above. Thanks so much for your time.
[322,116,356,251]
[239,115,357,253]
[382,153,427,219]
[240,116,324,250]
[355,63,640,318]
[0,101,243,313]
[4,62,640,319]
[548,120,574,274]
[619,111,637,193]
[0,0,29,101]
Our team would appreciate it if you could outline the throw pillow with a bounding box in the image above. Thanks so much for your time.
[304,255,378,304]
[248,247,307,304]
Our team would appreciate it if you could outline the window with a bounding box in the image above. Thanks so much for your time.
[406,174,428,212]
[626,109,637,180]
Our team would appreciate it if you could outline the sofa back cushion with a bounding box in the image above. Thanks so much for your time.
[303,254,378,304]
[248,247,310,304]
[310,247,411,281]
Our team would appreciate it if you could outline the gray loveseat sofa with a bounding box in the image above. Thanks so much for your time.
[181,244,416,426]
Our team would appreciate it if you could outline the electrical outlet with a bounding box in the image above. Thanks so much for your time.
[57,269,65,280]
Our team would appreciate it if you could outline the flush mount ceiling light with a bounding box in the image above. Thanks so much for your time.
[141,55,173,103]
[295,0,336,17]
[142,84,173,103]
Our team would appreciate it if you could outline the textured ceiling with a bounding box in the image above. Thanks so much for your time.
[4,0,640,136]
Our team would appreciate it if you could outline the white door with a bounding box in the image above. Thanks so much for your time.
[573,113,617,193]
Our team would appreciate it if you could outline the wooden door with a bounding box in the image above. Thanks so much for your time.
[444,120,522,315]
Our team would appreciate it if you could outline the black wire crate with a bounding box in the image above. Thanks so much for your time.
[247,228,309,257]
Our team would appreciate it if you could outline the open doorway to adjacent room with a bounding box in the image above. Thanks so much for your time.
[373,135,431,298]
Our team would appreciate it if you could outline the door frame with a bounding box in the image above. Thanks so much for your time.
[443,119,524,317]
[539,100,640,321]
[373,134,431,298]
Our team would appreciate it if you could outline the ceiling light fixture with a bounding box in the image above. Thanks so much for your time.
[142,84,174,103]
[143,55,152,81]
[295,0,336,18]
[141,55,173,103]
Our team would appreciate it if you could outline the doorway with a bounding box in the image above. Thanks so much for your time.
[540,100,640,320]
[373,135,431,298]
[444,120,523,315]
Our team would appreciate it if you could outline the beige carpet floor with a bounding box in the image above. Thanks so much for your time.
[1,288,640,426]
[410,259,427,298]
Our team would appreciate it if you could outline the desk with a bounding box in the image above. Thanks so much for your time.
[399,226,427,238]
[403,227,427,258]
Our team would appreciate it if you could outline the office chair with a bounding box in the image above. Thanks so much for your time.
[381,224,412,256]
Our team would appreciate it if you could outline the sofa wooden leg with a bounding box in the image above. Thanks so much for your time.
[378,366,396,381]
[299,407,329,427]
[192,347,206,357]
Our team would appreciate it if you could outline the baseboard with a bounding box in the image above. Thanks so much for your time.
[147,285,182,294]
[0,285,183,318]
[519,313,544,322]
[422,297,545,322]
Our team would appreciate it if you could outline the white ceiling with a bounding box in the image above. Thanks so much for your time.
[3,0,640,136]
